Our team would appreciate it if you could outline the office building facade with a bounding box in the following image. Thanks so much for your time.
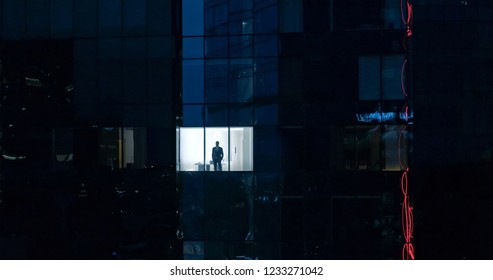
[1,0,493,259]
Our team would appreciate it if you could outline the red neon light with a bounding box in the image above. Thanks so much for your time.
[400,0,414,260]
[401,59,408,97]
[401,170,414,260]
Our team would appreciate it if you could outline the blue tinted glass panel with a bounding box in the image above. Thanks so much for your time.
[359,56,381,100]
[99,60,122,103]
[254,128,281,171]
[148,36,173,58]
[51,0,73,37]
[26,0,50,37]
[123,59,146,104]
[74,60,98,103]
[74,0,97,37]
[254,35,278,57]
[229,105,253,125]
[255,104,278,125]
[183,105,204,126]
[99,38,122,59]
[123,0,146,35]
[183,0,204,36]
[279,0,303,33]
[148,58,172,103]
[3,0,26,39]
[123,38,146,59]
[254,0,278,34]
[124,0,146,26]
[148,0,172,35]
[382,55,405,100]
[229,59,254,103]
[183,60,205,103]
[183,37,204,59]
[205,36,228,58]
[99,0,122,36]
[205,60,229,103]
[229,0,253,35]
[230,35,253,58]
[205,105,229,126]
[205,0,228,35]
[255,58,278,97]
[74,39,97,61]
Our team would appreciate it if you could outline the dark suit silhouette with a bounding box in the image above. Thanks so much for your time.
[212,141,224,171]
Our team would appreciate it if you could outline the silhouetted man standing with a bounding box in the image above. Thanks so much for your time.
[212,141,224,171]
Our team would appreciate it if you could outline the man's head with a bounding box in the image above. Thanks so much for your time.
[215,141,219,146]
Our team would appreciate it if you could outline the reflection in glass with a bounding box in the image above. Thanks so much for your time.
[205,37,228,58]
[205,59,228,102]
[254,0,278,34]
[183,0,204,36]
[279,0,303,33]
[205,104,228,126]
[359,55,380,100]
[182,59,204,103]
[229,59,254,103]
[229,0,253,35]
[205,0,228,35]
[183,37,204,59]
[382,55,404,100]
[255,104,278,125]
[344,126,381,170]
[254,35,278,57]
[182,105,204,126]
[255,57,278,98]
[230,35,253,57]
[383,125,408,171]
[229,104,253,125]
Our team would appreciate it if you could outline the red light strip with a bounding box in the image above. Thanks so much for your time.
[401,59,408,97]
[400,0,414,260]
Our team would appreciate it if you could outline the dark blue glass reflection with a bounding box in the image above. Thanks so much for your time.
[183,105,205,126]
[254,0,278,34]
[229,0,253,35]
[279,0,303,33]
[123,38,146,59]
[205,60,229,103]
[255,104,278,125]
[51,0,73,36]
[99,38,122,59]
[205,105,229,126]
[183,60,205,103]
[205,36,229,58]
[254,35,278,57]
[123,0,146,31]
[229,35,253,57]
[205,0,228,35]
[183,37,204,59]
[183,0,204,36]
[229,59,254,103]
[254,128,281,171]
[229,105,254,125]
[99,0,122,35]
[255,58,278,97]
[382,55,405,100]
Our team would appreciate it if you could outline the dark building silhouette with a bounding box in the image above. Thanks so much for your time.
[0,0,492,259]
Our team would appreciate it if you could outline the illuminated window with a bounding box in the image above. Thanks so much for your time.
[178,127,253,171]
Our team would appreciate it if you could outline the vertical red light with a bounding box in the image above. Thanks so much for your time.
[400,0,414,260]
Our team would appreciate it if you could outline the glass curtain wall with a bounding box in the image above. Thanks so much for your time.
[181,0,279,173]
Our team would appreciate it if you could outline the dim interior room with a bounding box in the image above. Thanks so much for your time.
[178,127,253,171]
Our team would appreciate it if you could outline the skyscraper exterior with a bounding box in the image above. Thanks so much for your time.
[1,0,493,259]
